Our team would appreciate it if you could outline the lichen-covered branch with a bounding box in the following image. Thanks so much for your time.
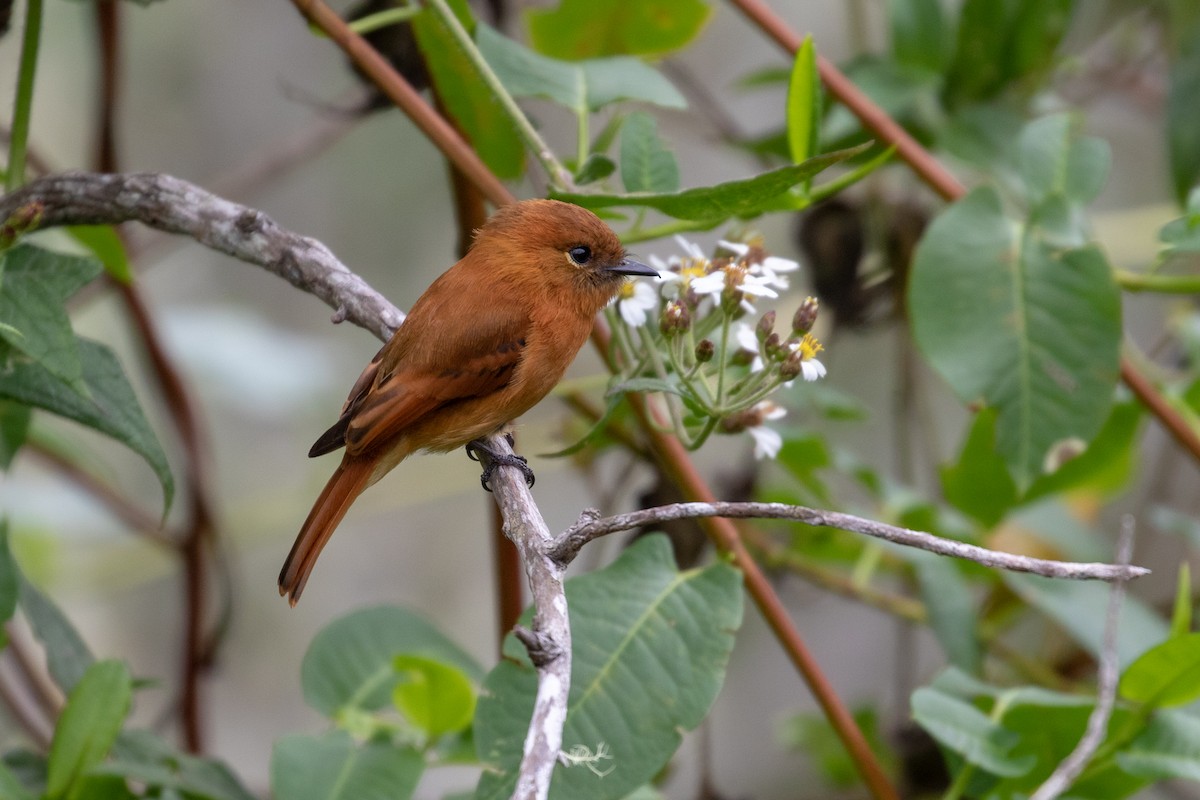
[0,171,404,339]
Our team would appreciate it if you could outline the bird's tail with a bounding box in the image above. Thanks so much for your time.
[279,457,375,606]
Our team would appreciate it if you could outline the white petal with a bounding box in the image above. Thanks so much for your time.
[734,322,759,351]
[717,239,750,256]
[619,298,647,327]
[759,402,787,421]
[631,280,658,306]
[762,255,800,273]
[674,234,706,261]
[690,271,726,296]
[748,425,783,460]
[801,359,827,381]
[739,282,779,299]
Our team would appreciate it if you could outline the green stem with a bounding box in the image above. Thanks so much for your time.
[6,0,44,192]
[638,325,692,446]
[620,217,723,245]
[425,0,576,192]
[1116,269,1200,294]
[716,311,731,406]
[575,106,589,172]
[310,5,421,37]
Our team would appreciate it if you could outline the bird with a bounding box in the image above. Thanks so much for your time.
[278,199,656,605]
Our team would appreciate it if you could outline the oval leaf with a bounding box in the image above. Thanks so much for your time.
[301,606,482,717]
[474,535,743,800]
[271,731,423,800]
[526,0,712,60]
[911,687,1034,778]
[46,660,132,800]
[908,186,1121,489]
[786,35,819,166]
[392,654,477,737]
[1119,632,1200,708]
[620,112,680,194]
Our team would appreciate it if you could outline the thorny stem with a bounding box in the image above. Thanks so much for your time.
[6,0,43,191]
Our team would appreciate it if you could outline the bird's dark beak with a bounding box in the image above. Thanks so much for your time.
[608,256,657,277]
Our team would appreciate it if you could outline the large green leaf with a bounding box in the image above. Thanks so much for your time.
[0,336,174,509]
[1018,114,1110,207]
[0,761,35,800]
[1119,633,1200,708]
[66,226,132,285]
[99,729,257,800]
[18,572,95,693]
[300,605,482,718]
[1117,710,1200,782]
[911,555,981,674]
[909,186,1121,488]
[889,0,951,74]
[526,0,712,60]
[46,660,132,800]
[478,25,685,114]
[271,731,423,800]
[392,654,477,737]
[1003,573,1169,669]
[553,145,865,221]
[910,686,1035,777]
[0,244,100,396]
[410,2,525,179]
[619,112,679,194]
[474,535,743,800]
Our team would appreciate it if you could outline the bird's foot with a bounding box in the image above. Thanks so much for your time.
[465,439,535,491]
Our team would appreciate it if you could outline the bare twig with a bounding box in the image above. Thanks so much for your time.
[1030,517,1136,800]
[0,171,404,340]
[550,502,1150,583]
[472,434,572,800]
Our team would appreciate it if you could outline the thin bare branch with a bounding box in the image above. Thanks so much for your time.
[551,502,1150,583]
[0,171,404,339]
[1030,517,1136,800]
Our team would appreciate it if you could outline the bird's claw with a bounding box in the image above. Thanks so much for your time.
[466,441,535,492]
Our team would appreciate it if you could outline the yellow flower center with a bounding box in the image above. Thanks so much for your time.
[798,333,824,361]
[680,262,708,282]
[618,282,637,300]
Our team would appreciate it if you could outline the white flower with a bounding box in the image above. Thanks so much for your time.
[614,280,658,328]
[782,333,827,386]
[673,234,706,261]
[746,401,787,459]
[733,322,764,372]
[717,239,799,292]
[800,358,827,382]
[689,269,727,300]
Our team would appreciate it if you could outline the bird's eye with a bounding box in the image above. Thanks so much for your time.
[567,245,592,265]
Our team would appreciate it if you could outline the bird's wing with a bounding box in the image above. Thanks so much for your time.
[322,302,532,456]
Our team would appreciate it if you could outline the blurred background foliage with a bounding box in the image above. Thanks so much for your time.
[1,0,1200,798]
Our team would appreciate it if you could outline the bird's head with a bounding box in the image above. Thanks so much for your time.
[474,199,656,313]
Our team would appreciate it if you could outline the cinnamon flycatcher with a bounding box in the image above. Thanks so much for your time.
[279,199,655,604]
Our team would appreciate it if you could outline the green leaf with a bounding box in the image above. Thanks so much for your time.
[392,654,477,737]
[66,226,132,285]
[912,556,982,674]
[910,686,1035,777]
[410,3,525,179]
[786,35,820,166]
[0,336,174,510]
[99,729,258,800]
[1171,563,1191,638]
[526,0,712,60]
[0,761,35,800]
[0,244,101,396]
[18,572,94,692]
[908,186,1122,489]
[889,0,950,73]
[478,25,686,114]
[0,400,32,469]
[301,605,482,718]
[1003,572,1169,669]
[620,112,679,194]
[1168,25,1200,204]
[271,731,423,800]
[1017,114,1110,206]
[1117,709,1200,781]
[1119,633,1200,708]
[1022,398,1142,502]
[474,535,743,800]
[940,409,1018,528]
[46,660,132,800]
[0,522,17,648]
[553,144,866,221]
[574,154,616,186]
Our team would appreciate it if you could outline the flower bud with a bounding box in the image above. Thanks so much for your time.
[659,300,691,336]
[792,296,820,334]
[756,310,776,342]
[695,339,715,363]
[763,333,782,360]
[729,347,757,367]
[780,349,803,380]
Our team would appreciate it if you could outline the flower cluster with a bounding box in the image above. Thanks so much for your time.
[606,235,826,459]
